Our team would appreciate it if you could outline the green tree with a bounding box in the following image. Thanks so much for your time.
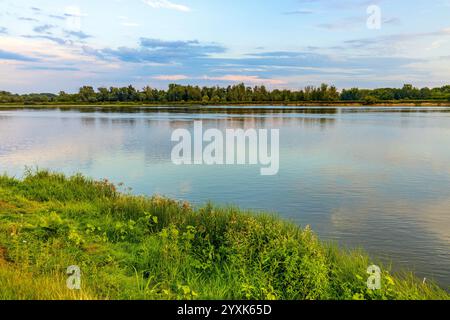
[202,95,210,104]
[78,86,97,102]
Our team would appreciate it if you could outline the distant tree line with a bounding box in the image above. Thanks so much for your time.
[2,83,450,104]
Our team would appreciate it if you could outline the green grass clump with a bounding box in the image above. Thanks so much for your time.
[0,170,448,300]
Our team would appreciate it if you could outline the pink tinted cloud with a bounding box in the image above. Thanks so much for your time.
[204,75,286,86]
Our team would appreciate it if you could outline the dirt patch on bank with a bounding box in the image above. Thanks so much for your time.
[0,246,9,265]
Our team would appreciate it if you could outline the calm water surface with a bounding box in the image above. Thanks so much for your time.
[0,106,449,286]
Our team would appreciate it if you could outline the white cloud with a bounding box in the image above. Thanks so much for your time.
[153,74,189,80]
[142,0,191,12]
[64,6,88,18]
[121,22,140,27]
[118,16,140,27]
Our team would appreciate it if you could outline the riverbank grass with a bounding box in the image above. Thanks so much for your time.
[0,170,448,300]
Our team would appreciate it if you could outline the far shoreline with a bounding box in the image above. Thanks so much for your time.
[1,100,450,109]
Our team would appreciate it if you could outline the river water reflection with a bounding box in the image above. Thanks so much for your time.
[0,106,449,286]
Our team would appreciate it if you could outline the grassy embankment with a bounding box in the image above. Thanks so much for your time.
[0,171,448,300]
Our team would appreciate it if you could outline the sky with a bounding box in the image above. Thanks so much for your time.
[1,0,450,93]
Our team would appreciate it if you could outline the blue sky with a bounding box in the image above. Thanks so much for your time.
[1,0,450,93]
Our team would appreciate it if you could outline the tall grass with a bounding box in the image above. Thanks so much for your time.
[0,170,448,300]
